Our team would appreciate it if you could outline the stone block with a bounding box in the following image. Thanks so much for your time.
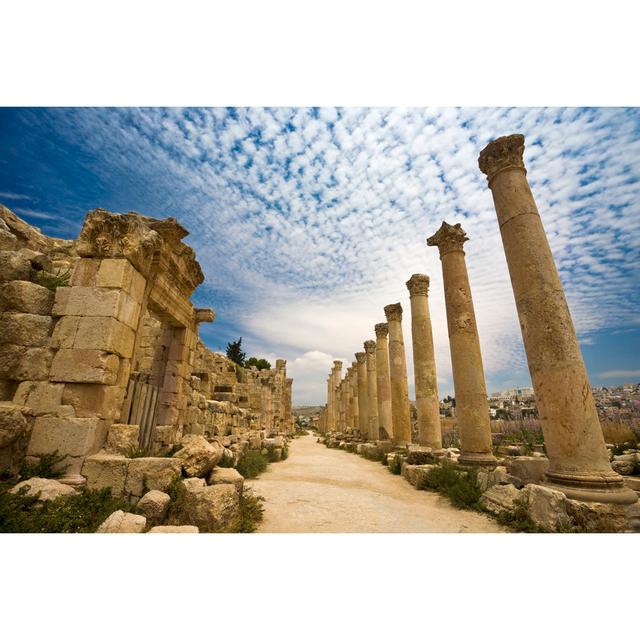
[480,484,522,515]
[97,510,146,533]
[14,347,54,381]
[0,250,32,281]
[73,316,135,358]
[168,482,240,533]
[0,312,53,347]
[565,499,630,533]
[0,280,54,315]
[174,434,224,477]
[611,454,638,476]
[506,456,550,485]
[624,476,640,494]
[95,259,134,291]
[62,383,126,419]
[50,316,80,349]
[124,457,182,497]
[401,463,435,487]
[51,287,70,316]
[105,423,140,455]
[70,258,100,287]
[13,381,65,415]
[9,477,77,501]
[0,343,24,377]
[81,454,129,495]
[207,467,244,495]
[50,349,120,384]
[148,525,199,533]
[0,402,31,475]
[115,292,142,330]
[136,489,170,525]
[27,415,107,458]
[521,484,571,532]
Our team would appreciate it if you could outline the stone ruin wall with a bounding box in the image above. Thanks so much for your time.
[0,205,294,487]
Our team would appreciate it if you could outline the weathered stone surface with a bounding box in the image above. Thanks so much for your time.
[406,448,435,466]
[174,434,223,477]
[521,484,571,531]
[148,525,199,533]
[27,415,106,458]
[13,382,65,415]
[81,454,129,495]
[506,456,550,485]
[50,349,120,384]
[61,383,125,420]
[0,280,54,315]
[97,510,146,533]
[0,343,24,378]
[136,490,171,525]
[0,403,30,452]
[169,481,240,532]
[401,463,435,487]
[565,498,629,533]
[73,317,136,358]
[0,312,53,347]
[14,347,54,381]
[611,454,637,476]
[208,467,244,495]
[0,250,32,281]
[10,477,77,501]
[124,457,182,497]
[105,423,140,455]
[480,484,522,515]
[476,466,516,491]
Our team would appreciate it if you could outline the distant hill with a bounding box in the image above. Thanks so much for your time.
[293,405,323,417]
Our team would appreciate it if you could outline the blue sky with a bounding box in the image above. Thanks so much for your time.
[1,107,639,405]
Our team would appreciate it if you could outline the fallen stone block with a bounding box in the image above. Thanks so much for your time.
[208,467,244,496]
[137,490,171,525]
[82,454,129,495]
[480,484,522,515]
[148,525,199,533]
[174,434,223,477]
[169,480,240,532]
[9,477,77,501]
[565,499,630,533]
[506,456,549,485]
[0,402,31,475]
[401,463,435,487]
[97,510,146,533]
[611,454,637,476]
[406,447,435,466]
[105,423,140,455]
[0,280,54,315]
[27,415,106,458]
[521,484,571,531]
[124,457,182,497]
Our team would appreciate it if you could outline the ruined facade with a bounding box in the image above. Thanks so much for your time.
[0,206,293,486]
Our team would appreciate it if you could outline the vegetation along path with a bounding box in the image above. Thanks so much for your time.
[248,434,505,533]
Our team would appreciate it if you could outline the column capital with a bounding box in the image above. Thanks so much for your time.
[478,133,526,184]
[364,340,376,354]
[406,273,430,297]
[374,322,388,338]
[384,302,403,322]
[355,352,366,364]
[427,221,468,257]
[332,360,343,370]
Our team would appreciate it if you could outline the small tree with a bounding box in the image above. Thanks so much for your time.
[226,337,246,366]
[245,357,271,370]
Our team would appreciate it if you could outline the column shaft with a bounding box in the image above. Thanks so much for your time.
[355,352,369,438]
[364,340,379,440]
[374,323,393,441]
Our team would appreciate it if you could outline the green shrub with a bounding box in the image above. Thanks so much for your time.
[416,462,482,510]
[232,488,265,533]
[236,450,268,479]
[217,452,235,468]
[495,498,544,533]
[388,455,402,475]
[0,483,128,533]
[281,445,289,460]
[35,268,70,291]
[381,455,388,466]
[19,450,69,480]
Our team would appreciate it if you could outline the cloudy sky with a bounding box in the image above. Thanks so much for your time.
[1,107,638,404]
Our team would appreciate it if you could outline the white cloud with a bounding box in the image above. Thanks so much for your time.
[598,370,640,380]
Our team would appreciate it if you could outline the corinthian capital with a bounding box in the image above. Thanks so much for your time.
[333,360,343,370]
[384,302,403,322]
[374,322,388,338]
[364,340,376,354]
[355,352,366,364]
[426,221,468,258]
[406,273,430,297]
[478,133,526,183]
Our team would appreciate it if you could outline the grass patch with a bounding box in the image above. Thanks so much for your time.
[494,498,543,532]
[0,482,128,533]
[35,268,71,291]
[415,462,482,510]
[233,488,265,533]
[236,450,268,479]
[281,445,289,460]
[217,451,235,467]
[19,450,68,481]
[162,444,183,458]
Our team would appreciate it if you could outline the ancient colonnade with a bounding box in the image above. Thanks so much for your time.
[317,132,635,506]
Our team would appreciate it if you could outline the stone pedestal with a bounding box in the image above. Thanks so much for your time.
[355,352,369,439]
[427,223,496,467]
[479,133,636,504]
[374,323,393,441]
[364,340,379,441]
[383,304,411,446]
[406,274,442,449]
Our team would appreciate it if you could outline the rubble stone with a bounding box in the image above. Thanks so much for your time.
[0,280,54,315]
[480,484,522,515]
[208,467,244,495]
[148,525,199,533]
[124,457,182,497]
[97,510,146,533]
[174,434,224,477]
[521,484,571,531]
[9,477,77,501]
[82,454,129,494]
[136,490,171,525]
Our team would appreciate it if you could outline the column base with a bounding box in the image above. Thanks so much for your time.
[544,470,638,505]
[458,451,498,468]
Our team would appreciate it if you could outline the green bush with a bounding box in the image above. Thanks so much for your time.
[35,268,70,291]
[281,445,289,461]
[0,483,128,533]
[233,488,265,533]
[495,498,544,533]
[236,450,268,479]
[416,462,482,510]
[381,455,388,466]
[19,450,69,480]
[388,455,402,475]
[217,452,235,468]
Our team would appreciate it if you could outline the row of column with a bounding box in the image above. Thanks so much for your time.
[320,133,635,506]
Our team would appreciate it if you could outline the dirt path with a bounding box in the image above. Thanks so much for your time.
[247,434,505,533]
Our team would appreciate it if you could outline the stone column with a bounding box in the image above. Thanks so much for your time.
[332,360,342,432]
[344,367,353,430]
[326,375,334,432]
[406,274,442,450]
[364,340,379,441]
[383,304,411,446]
[427,223,496,467]
[374,323,393,441]
[478,134,635,503]
[355,352,369,438]
[350,362,359,429]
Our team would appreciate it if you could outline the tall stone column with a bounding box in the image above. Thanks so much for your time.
[350,361,359,429]
[406,274,442,450]
[383,304,411,446]
[374,323,393,441]
[364,340,379,441]
[332,360,342,432]
[427,223,496,467]
[479,134,635,503]
[355,352,369,438]
[326,375,334,432]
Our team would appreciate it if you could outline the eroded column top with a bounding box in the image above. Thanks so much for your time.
[332,360,343,370]
[478,133,526,184]
[406,273,430,297]
[426,221,468,258]
[355,352,366,364]
[364,340,376,354]
[384,302,403,322]
[374,322,389,338]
